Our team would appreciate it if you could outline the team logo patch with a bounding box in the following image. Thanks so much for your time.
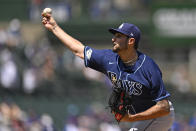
[86,49,92,60]
[130,33,134,36]
[111,75,117,83]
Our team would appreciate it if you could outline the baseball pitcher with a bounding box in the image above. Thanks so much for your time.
[42,10,175,131]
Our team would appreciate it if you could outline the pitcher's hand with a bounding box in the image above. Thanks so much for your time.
[41,13,57,31]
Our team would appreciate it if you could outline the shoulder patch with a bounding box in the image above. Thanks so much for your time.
[86,48,92,60]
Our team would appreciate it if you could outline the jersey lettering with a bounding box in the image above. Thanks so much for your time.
[107,71,123,89]
[117,79,124,90]
[108,71,117,84]
[124,80,142,95]
[133,82,143,95]
[108,71,143,96]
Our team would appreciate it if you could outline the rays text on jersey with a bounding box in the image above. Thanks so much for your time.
[107,71,143,96]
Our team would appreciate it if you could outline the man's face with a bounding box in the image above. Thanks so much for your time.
[112,33,129,53]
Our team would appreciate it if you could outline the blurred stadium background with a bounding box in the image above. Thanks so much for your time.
[0,0,196,130]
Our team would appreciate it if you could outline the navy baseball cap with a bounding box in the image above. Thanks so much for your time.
[109,23,141,47]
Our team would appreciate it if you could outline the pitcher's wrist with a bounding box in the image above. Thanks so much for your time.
[52,24,58,32]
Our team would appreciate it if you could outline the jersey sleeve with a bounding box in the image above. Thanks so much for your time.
[147,61,170,102]
[84,46,108,73]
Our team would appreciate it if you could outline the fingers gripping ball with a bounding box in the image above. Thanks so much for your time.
[42,8,52,16]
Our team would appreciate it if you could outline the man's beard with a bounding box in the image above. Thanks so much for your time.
[112,43,119,53]
[112,48,118,53]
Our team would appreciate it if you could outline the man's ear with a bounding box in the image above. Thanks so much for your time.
[128,38,135,46]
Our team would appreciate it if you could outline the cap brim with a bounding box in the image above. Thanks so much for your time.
[108,28,128,37]
[109,28,121,34]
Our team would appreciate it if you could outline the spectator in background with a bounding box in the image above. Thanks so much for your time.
[41,113,56,131]
[99,123,121,131]
[66,0,82,19]
[44,0,72,22]
[64,123,79,131]
[64,113,79,131]
[10,103,26,131]
[7,19,23,47]
[0,49,19,89]
[0,29,8,46]
[171,114,190,131]
[170,64,191,93]
[50,3,71,22]
[30,0,44,22]
[0,102,12,130]
[90,0,112,20]
[113,0,131,15]
[23,67,38,94]
[0,18,23,48]
[25,109,42,130]
[189,112,196,131]
[0,101,27,131]
[22,37,57,94]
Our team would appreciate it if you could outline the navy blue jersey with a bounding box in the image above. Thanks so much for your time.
[84,46,170,114]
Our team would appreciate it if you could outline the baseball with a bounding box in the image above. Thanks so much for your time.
[43,8,52,16]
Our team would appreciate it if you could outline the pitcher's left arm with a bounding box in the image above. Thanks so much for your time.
[121,99,170,122]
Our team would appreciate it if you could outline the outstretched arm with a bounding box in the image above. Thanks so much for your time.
[41,13,84,59]
[121,99,170,122]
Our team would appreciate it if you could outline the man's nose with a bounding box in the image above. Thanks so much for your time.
[112,37,115,42]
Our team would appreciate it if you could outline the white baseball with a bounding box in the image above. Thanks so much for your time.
[43,8,52,16]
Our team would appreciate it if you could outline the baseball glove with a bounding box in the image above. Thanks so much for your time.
[107,89,132,123]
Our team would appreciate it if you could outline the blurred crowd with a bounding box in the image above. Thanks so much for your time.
[29,0,150,22]
[0,18,105,95]
[64,103,196,131]
[1,100,196,131]
[0,101,55,131]
[63,102,122,131]
[0,18,57,94]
